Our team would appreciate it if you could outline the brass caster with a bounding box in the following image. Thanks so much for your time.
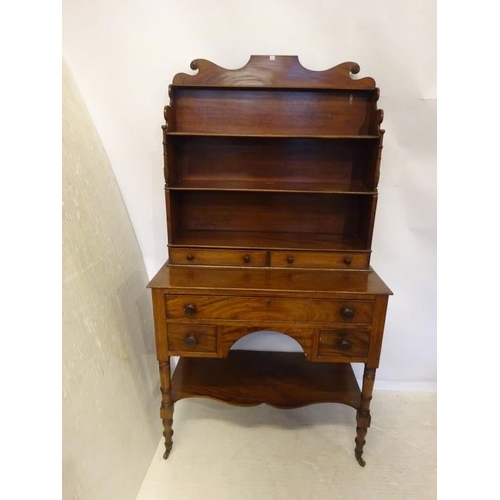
[163,445,172,460]
[356,457,366,467]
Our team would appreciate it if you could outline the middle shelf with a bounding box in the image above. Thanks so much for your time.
[164,135,381,193]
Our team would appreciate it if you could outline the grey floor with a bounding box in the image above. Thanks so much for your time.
[136,391,436,500]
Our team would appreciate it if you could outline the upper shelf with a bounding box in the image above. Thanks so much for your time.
[165,85,384,136]
[172,56,377,90]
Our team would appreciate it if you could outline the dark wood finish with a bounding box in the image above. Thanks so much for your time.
[148,265,391,297]
[169,247,268,267]
[149,56,391,466]
[171,350,362,409]
[151,288,169,359]
[166,136,379,193]
[170,229,367,252]
[317,327,371,362]
[162,56,384,270]
[159,359,174,459]
[172,88,377,135]
[355,366,377,467]
[169,191,374,244]
[172,56,376,89]
[270,250,369,270]
[165,294,374,324]
[366,295,390,367]
[166,324,217,356]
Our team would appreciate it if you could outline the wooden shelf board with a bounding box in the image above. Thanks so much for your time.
[171,350,361,409]
[167,179,376,195]
[171,229,368,251]
[170,84,376,93]
[166,132,380,140]
[148,264,393,296]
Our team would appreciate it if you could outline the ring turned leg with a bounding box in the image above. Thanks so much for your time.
[355,366,376,467]
[159,359,174,459]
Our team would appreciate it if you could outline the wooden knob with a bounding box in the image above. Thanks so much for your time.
[344,257,352,265]
[339,339,352,351]
[341,307,355,319]
[243,254,251,263]
[186,254,194,261]
[287,256,294,264]
[184,335,197,347]
[184,304,197,316]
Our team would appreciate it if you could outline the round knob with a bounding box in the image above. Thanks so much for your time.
[184,304,197,316]
[344,257,352,265]
[184,335,197,348]
[339,339,352,351]
[186,254,194,261]
[341,307,355,319]
[243,254,251,263]
[287,256,294,264]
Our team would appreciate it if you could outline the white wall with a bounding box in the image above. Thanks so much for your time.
[62,0,436,387]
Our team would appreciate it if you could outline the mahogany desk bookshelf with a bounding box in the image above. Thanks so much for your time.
[148,56,392,466]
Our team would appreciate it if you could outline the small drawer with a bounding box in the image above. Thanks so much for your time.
[169,248,268,267]
[167,324,217,355]
[166,295,373,324]
[270,250,369,270]
[317,327,370,361]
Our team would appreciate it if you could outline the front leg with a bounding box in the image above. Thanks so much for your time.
[159,359,174,459]
[355,366,376,466]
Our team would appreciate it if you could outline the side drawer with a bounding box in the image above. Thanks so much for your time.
[165,295,373,324]
[167,323,217,356]
[317,327,371,362]
[169,247,268,267]
[270,250,369,270]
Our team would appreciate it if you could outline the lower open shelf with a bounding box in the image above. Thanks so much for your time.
[171,350,361,409]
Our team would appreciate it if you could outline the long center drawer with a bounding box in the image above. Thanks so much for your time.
[165,295,373,324]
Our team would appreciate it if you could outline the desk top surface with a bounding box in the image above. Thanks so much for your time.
[148,263,392,297]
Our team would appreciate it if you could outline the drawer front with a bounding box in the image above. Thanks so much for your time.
[270,250,369,270]
[167,323,217,355]
[317,327,370,361]
[165,295,373,324]
[170,248,268,267]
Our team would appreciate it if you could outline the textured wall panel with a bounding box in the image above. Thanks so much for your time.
[62,58,160,500]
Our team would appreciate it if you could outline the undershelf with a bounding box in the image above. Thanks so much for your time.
[171,350,361,409]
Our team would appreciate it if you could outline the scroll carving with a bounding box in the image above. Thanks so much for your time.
[173,56,376,89]
[377,109,384,125]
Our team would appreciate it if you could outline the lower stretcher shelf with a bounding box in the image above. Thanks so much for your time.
[171,350,362,409]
